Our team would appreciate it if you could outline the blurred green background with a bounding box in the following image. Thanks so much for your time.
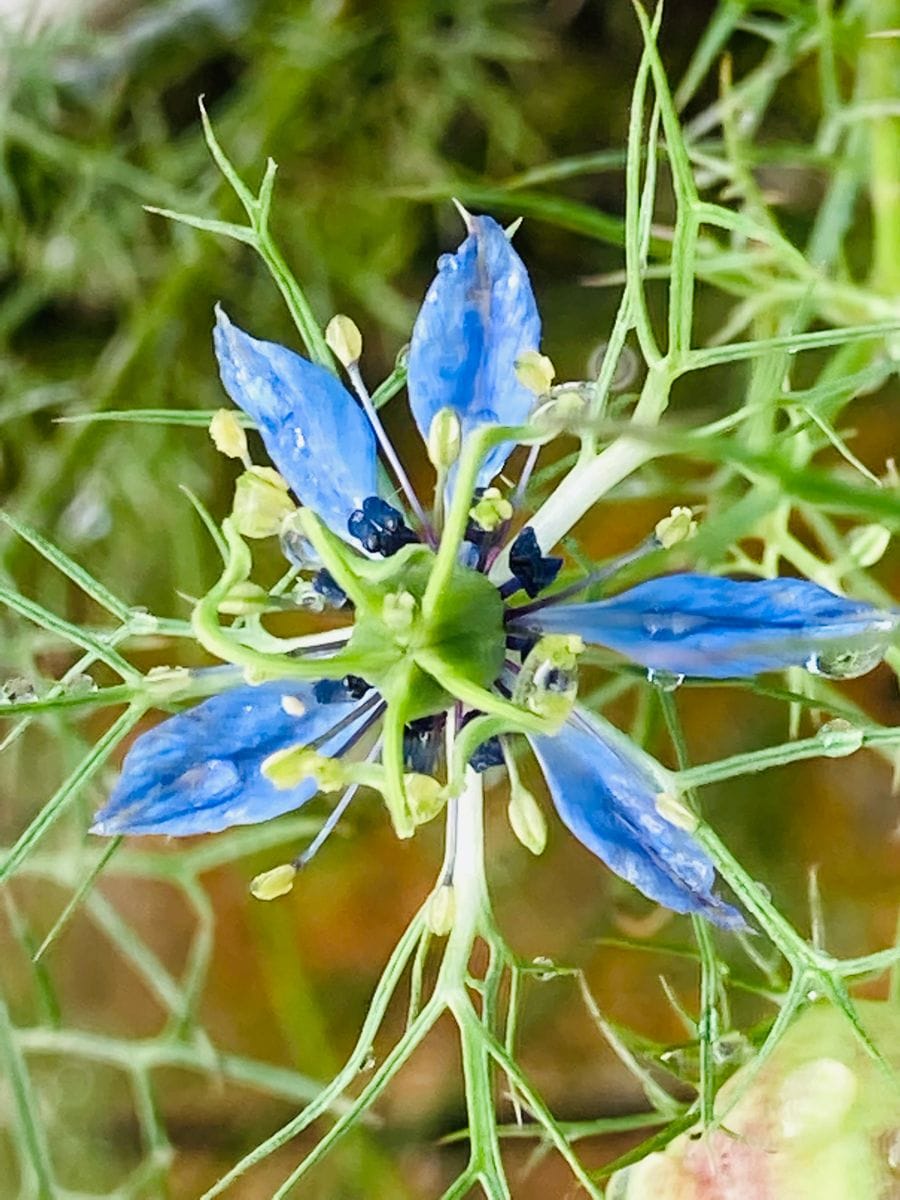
[1,1,899,1197]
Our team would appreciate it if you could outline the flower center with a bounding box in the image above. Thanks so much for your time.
[347,544,506,720]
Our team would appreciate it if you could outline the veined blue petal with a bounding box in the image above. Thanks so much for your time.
[213,307,378,539]
[529,709,743,928]
[407,214,540,487]
[517,574,899,679]
[91,682,373,836]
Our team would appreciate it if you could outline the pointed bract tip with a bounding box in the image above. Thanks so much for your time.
[451,197,476,232]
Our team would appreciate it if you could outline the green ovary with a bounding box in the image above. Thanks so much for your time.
[348,545,506,719]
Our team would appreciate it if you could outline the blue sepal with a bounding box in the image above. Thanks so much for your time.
[518,574,898,679]
[529,710,744,928]
[91,682,371,836]
[213,307,378,540]
[407,215,541,487]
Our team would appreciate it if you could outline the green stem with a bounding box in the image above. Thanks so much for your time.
[863,0,900,295]
[191,518,359,681]
[423,424,525,620]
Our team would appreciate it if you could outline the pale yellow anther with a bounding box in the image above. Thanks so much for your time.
[515,350,555,396]
[654,792,698,832]
[217,581,270,616]
[655,506,697,549]
[426,884,456,936]
[250,863,297,901]
[427,407,462,470]
[262,745,345,792]
[405,773,446,825]
[507,783,547,855]
[209,408,249,464]
[469,488,513,532]
[232,466,295,538]
[325,314,363,368]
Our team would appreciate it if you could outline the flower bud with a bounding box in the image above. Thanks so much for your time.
[847,523,890,568]
[508,782,547,855]
[514,350,555,396]
[426,884,456,936]
[209,408,249,463]
[232,467,295,538]
[325,314,363,368]
[469,487,513,532]
[427,407,462,470]
[655,506,697,549]
[250,863,297,901]
[610,1001,900,1200]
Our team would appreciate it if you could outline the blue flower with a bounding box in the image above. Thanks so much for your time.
[92,681,376,835]
[529,708,743,928]
[512,573,898,680]
[94,210,896,929]
[407,213,541,487]
[213,306,378,540]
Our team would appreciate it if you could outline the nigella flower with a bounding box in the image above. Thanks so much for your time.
[92,210,895,929]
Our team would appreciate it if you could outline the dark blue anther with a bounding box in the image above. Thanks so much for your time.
[469,736,505,773]
[312,569,348,608]
[505,632,539,657]
[508,526,563,599]
[403,715,443,774]
[347,509,369,541]
[314,675,370,704]
[363,496,402,533]
[347,495,419,557]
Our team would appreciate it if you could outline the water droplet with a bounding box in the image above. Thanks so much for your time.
[646,668,684,691]
[640,612,706,640]
[65,674,97,697]
[805,635,892,679]
[1,677,36,703]
[818,718,865,757]
[177,759,240,803]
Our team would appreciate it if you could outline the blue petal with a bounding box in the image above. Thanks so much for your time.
[529,710,743,928]
[407,214,541,486]
[213,307,378,539]
[91,682,373,836]
[517,574,899,679]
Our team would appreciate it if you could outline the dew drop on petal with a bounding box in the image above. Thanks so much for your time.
[177,759,241,805]
[640,612,706,640]
[805,636,892,679]
[819,718,865,757]
[646,668,684,692]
